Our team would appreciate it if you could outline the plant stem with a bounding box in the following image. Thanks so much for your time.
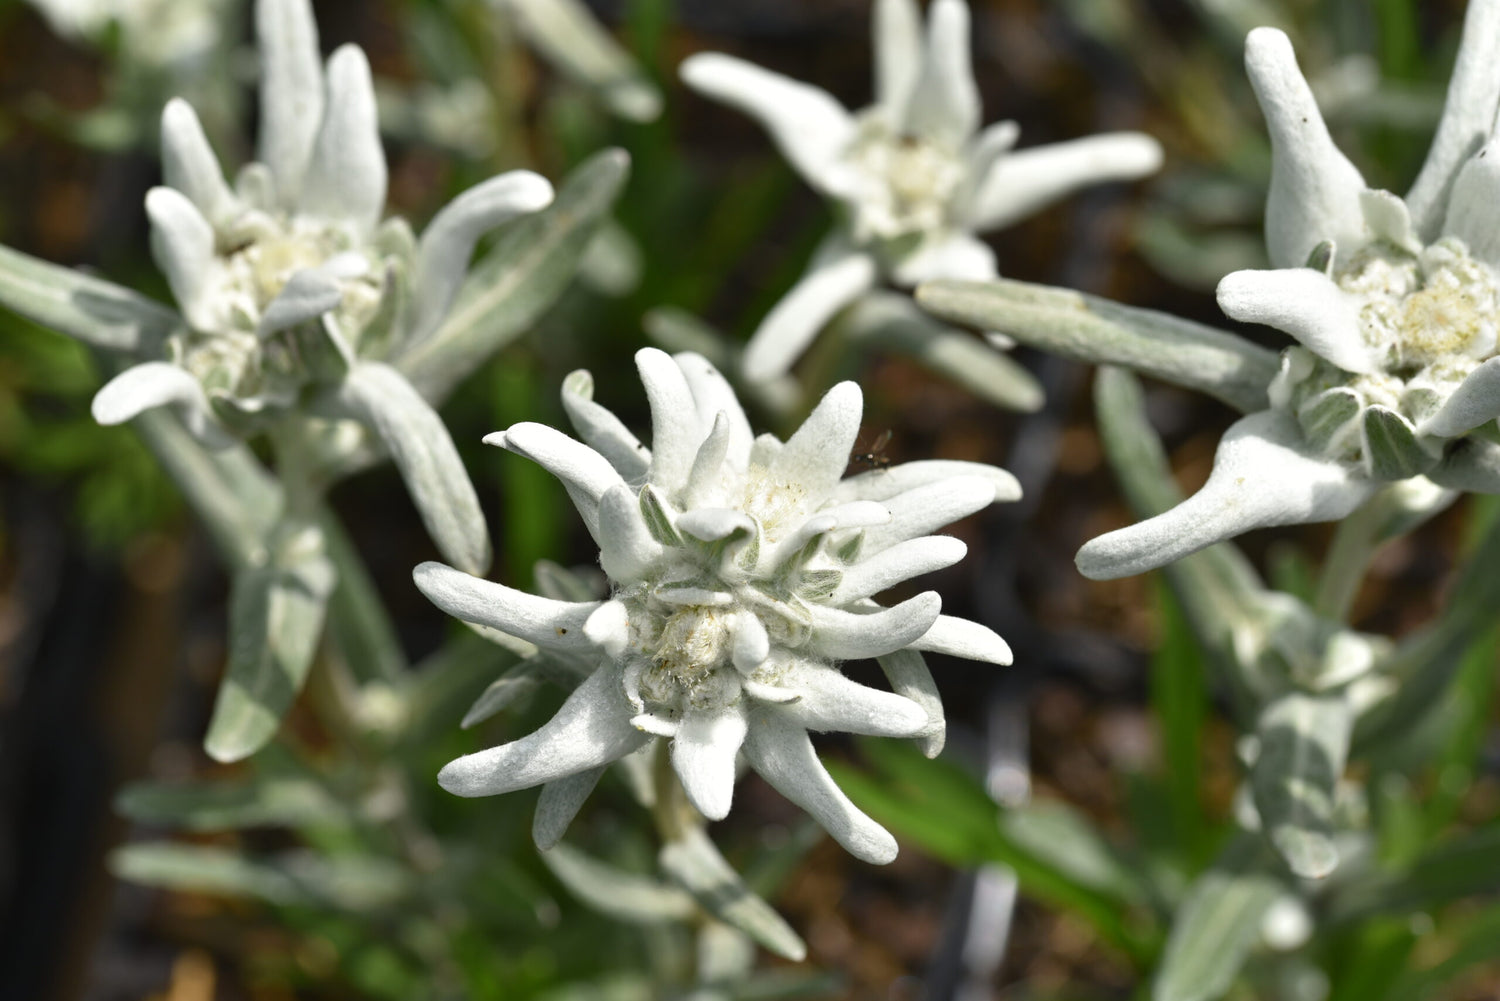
[1314,493,1387,622]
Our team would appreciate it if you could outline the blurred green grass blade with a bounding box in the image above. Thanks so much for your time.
[0,242,178,353]
[1327,824,1500,923]
[205,540,336,763]
[115,776,348,831]
[1152,836,1281,1001]
[491,360,565,589]
[832,740,1155,963]
[398,149,630,402]
[659,828,806,961]
[1383,905,1500,1001]
[1421,624,1499,834]
[1151,579,1210,864]
[1326,918,1418,1001]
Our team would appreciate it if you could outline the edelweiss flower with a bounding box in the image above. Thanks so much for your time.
[1079,6,1500,580]
[680,0,1161,383]
[416,349,1017,863]
[92,0,553,447]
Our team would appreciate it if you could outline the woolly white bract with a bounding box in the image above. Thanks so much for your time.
[679,0,1161,383]
[1079,5,1500,580]
[416,349,1017,863]
[91,0,553,447]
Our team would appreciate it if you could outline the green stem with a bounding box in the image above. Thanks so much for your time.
[650,739,702,844]
[1313,493,1388,623]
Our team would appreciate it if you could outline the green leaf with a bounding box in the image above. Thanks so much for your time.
[460,656,546,728]
[540,843,696,925]
[0,242,179,353]
[397,149,630,402]
[115,776,347,831]
[659,828,807,962]
[204,525,336,763]
[1362,405,1437,481]
[1327,824,1500,922]
[1151,580,1211,863]
[917,279,1278,413]
[1250,691,1353,879]
[504,0,662,121]
[1152,838,1283,1001]
[111,842,411,911]
[841,291,1044,413]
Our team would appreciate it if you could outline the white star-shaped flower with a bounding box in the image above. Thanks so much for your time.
[1079,6,1500,580]
[680,0,1162,383]
[416,349,1017,863]
[92,0,553,446]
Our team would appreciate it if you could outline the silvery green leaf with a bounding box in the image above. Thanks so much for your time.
[132,409,279,570]
[533,767,605,850]
[397,149,630,402]
[1093,368,1265,679]
[115,776,347,831]
[876,648,945,757]
[1361,405,1438,481]
[916,278,1279,414]
[92,361,233,449]
[660,828,807,962]
[256,268,343,336]
[111,843,410,911]
[503,0,663,122]
[332,361,491,575]
[461,656,546,728]
[579,218,645,296]
[0,242,178,353]
[999,801,1147,905]
[540,843,697,924]
[534,560,607,602]
[411,170,555,341]
[1251,691,1353,879]
[697,921,757,986]
[1153,840,1283,1001]
[204,525,336,763]
[841,291,1043,412]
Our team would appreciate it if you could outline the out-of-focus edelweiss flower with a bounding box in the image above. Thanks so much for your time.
[92,0,552,449]
[679,0,1161,383]
[1080,4,1500,580]
[414,349,1017,863]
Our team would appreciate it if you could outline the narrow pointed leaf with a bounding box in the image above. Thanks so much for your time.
[660,828,807,961]
[1250,691,1352,879]
[1153,842,1282,1001]
[541,843,696,924]
[0,243,178,353]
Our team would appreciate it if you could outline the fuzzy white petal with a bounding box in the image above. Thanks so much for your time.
[967,132,1162,231]
[1431,437,1500,493]
[1075,410,1379,580]
[676,352,754,472]
[533,767,605,850]
[597,485,664,581]
[778,662,927,736]
[684,412,732,508]
[834,459,1020,505]
[770,380,865,500]
[732,613,771,672]
[805,591,941,660]
[637,347,700,487]
[908,614,1012,665]
[561,370,650,481]
[413,561,602,654]
[741,251,878,383]
[438,666,645,797]
[92,363,229,448]
[897,0,979,147]
[671,706,748,821]
[412,171,554,339]
[873,0,923,114]
[676,508,755,543]
[584,599,631,658]
[1407,0,1500,240]
[1417,356,1500,438]
[860,476,997,552]
[877,648,944,756]
[1441,137,1500,267]
[161,99,234,224]
[256,268,344,336]
[491,423,627,537]
[742,709,898,864]
[1244,27,1367,268]
[1217,268,1375,374]
[256,0,324,203]
[145,186,216,328]
[679,52,856,190]
[833,536,967,603]
[890,233,997,287]
[299,45,387,234]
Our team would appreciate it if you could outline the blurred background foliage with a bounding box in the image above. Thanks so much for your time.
[1,0,1497,999]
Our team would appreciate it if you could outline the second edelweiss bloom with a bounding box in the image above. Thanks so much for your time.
[416,349,1017,863]
[1080,3,1500,580]
[680,0,1161,382]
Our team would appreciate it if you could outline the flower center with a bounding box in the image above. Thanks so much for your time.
[840,118,963,245]
[1273,237,1500,464]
